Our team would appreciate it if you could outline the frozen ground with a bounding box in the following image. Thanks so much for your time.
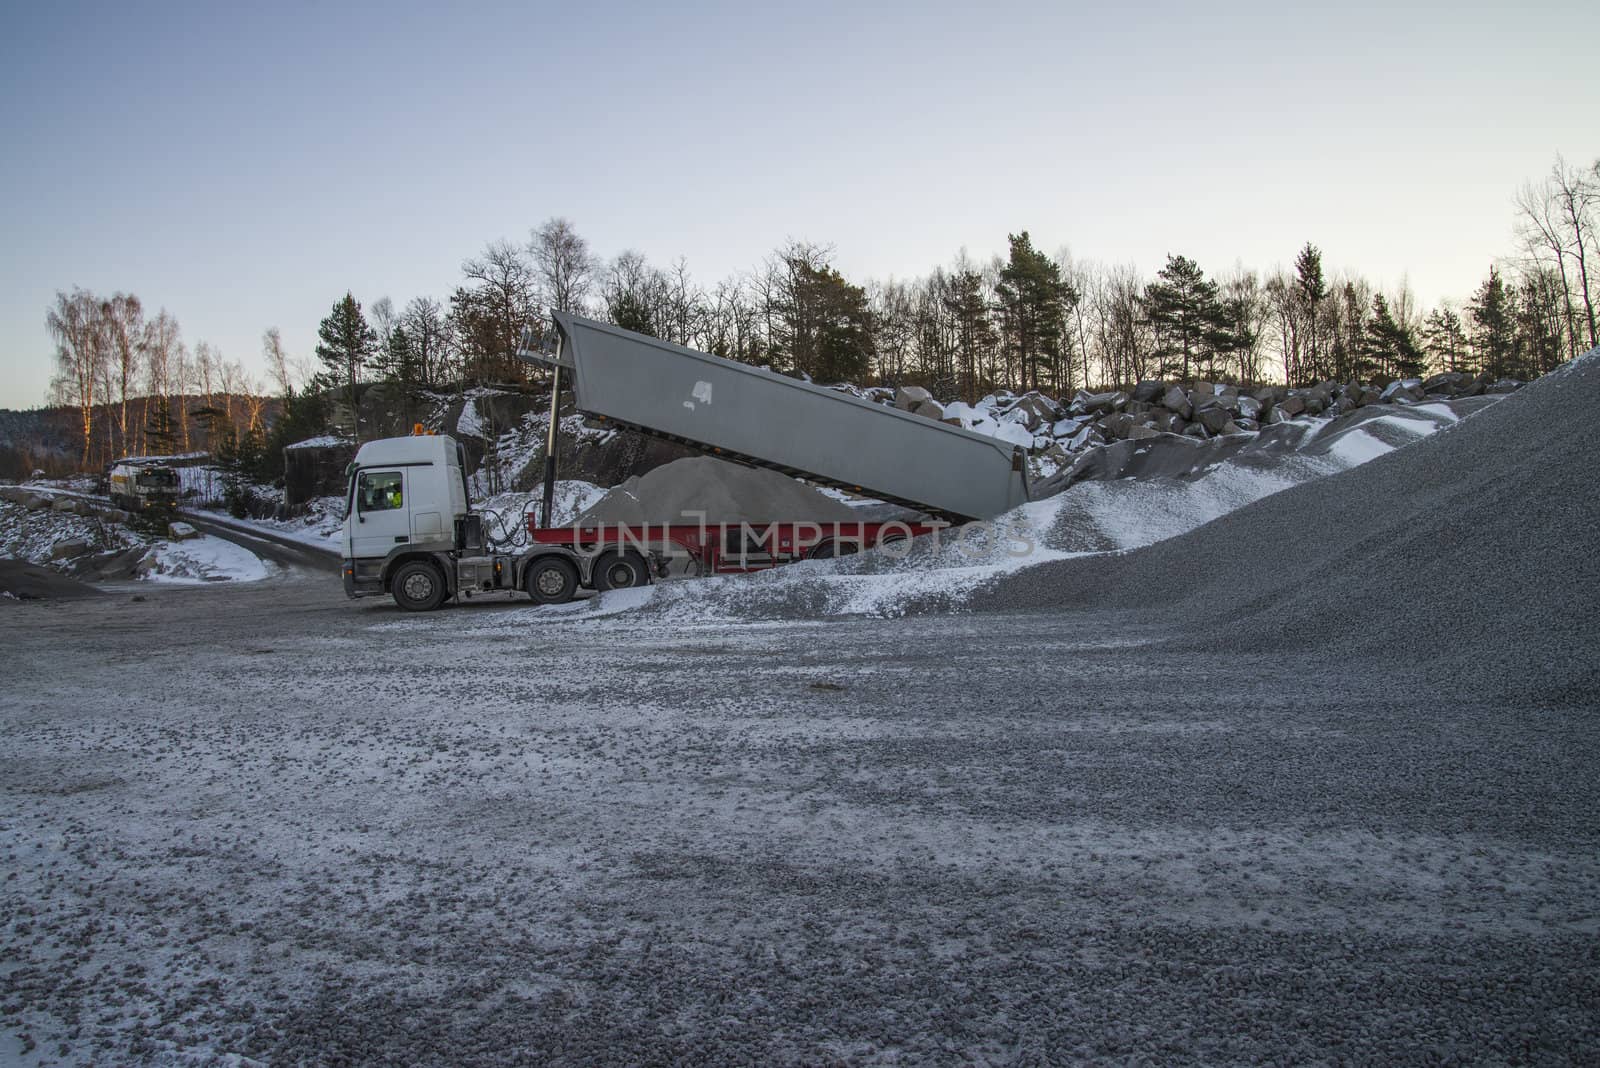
[1,573,1595,1064]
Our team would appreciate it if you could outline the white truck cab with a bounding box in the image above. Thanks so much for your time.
[340,431,626,611]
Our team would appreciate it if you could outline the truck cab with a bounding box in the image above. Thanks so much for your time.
[340,431,621,611]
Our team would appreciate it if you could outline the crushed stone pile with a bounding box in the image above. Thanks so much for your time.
[574,456,862,526]
[975,347,1600,699]
[0,558,100,600]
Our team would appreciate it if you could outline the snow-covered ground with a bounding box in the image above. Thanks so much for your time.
[139,534,274,584]
[1,571,1593,1063]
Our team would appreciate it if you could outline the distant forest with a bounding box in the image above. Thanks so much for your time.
[28,154,1599,477]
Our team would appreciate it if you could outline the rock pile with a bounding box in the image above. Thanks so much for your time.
[887,372,1524,468]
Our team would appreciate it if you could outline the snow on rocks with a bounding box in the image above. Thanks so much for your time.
[138,535,271,584]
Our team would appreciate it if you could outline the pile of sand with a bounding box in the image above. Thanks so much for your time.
[573,456,862,526]
[977,348,1600,700]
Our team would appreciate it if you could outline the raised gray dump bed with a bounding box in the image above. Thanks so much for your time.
[521,312,1029,521]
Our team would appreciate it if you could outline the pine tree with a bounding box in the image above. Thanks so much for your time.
[995,233,1069,392]
[942,269,995,403]
[315,293,377,440]
[609,290,657,337]
[1362,294,1425,380]
[1142,254,1227,380]
[370,324,424,427]
[144,398,178,455]
[1469,267,1515,379]
[789,264,875,383]
[1424,308,1470,374]
[1292,243,1327,384]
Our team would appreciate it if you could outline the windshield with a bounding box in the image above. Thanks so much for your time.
[137,469,178,488]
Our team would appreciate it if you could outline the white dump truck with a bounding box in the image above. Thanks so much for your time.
[108,460,180,511]
[341,313,1028,611]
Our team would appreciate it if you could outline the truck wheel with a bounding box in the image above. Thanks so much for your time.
[808,539,860,560]
[594,551,650,591]
[391,560,447,612]
[525,556,579,604]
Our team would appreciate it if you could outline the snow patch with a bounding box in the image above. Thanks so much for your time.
[140,536,272,584]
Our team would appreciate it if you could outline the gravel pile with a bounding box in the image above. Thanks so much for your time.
[0,558,101,600]
[574,455,862,526]
[976,347,1600,699]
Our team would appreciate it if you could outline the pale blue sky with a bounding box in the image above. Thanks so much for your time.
[2,0,1594,407]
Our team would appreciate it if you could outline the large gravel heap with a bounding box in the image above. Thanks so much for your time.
[977,348,1600,698]
[573,455,861,526]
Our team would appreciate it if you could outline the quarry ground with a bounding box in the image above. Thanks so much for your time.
[3,568,1596,1065]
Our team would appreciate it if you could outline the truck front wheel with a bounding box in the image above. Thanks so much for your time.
[525,557,579,604]
[391,560,447,612]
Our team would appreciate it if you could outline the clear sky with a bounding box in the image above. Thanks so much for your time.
[2,0,1594,408]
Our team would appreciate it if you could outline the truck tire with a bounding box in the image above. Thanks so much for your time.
[525,556,579,604]
[391,560,447,612]
[807,539,860,560]
[594,550,650,591]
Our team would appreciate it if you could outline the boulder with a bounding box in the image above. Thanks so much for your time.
[1359,389,1382,407]
[1051,417,1085,438]
[1081,390,1129,414]
[911,399,946,421]
[1236,395,1262,421]
[1193,380,1215,399]
[1100,412,1135,439]
[25,493,53,510]
[894,385,933,412]
[1277,394,1307,417]
[1191,391,1222,413]
[1012,393,1063,425]
[1422,371,1467,394]
[1486,379,1522,395]
[1125,424,1161,441]
[1196,407,1234,434]
[1131,380,1166,404]
[50,497,80,514]
[1182,422,1209,439]
[49,539,90,561]
[1161,386,1191,416]
[1220,419,1243,435]
[102,508,131,524]
[168,521,198,540]
[1233,418,1260,433]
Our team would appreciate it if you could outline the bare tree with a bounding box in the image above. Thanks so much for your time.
[1554,157,1598,350]
[401,297,452,388]
[458,239,536,382]
[262,326,294,396]
[530,217,596,315]
[369,296,397,354]
[99,293,146,457]
[46,289,106,465]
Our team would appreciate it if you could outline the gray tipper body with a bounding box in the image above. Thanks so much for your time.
[519,312,1030,522]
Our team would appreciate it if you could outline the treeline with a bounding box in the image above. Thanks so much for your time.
[315,156,1597,420]
[41,156,1600,474]
[44,290,277,469]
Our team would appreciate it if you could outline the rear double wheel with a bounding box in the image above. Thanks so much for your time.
[593,550,651,591]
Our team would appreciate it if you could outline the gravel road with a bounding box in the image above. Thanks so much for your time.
[3,567,1596,1064]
